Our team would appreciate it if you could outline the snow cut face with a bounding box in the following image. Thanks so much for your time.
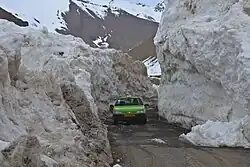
[0,19,157,166]
[154,0,250,148]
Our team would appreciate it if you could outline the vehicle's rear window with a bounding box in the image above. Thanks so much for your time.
[115,98,143,106]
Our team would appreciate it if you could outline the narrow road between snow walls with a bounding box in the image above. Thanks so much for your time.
[107,109,250,167]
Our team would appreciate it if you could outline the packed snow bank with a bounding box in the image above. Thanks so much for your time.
[154,0,250,147]
[180,116,250,148]
[154,0,250,128]
[0,20,156,166]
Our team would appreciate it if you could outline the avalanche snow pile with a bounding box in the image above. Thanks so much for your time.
[0,20,156,166]
[154,0,250,147]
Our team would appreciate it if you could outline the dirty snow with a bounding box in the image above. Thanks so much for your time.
[0,20,156,166]
[180,116,250,148]
[154,0,250,147]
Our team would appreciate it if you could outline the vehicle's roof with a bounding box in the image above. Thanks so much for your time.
[119,96,140,99]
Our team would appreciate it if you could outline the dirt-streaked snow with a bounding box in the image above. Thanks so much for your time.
[0,20,156,166]
[155,0,250,147]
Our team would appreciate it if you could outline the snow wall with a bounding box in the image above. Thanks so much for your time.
[154,0,250,147]
[0,20,157,167]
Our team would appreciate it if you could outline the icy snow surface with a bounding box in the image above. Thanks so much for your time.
[0,20,156,166]
[154,0,250,147]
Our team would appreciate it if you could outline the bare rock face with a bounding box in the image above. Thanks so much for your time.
[0,20,156,166]
[0,7,29,27]
[154,0,250,128]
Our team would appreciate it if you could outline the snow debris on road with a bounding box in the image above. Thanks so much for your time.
[151,138,166,144]
[180,116,250,148]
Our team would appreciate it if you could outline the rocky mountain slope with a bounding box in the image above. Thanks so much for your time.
[59,1,159,51]
[0,0,163,53]
[0,7,28,26]
[0,20,157,166]
[154,0,250,147]
[0,0,163,77]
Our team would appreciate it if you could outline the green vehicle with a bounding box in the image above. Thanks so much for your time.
[109,96,149,125]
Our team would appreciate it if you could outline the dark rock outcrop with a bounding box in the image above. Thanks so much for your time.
[0,7,28,27]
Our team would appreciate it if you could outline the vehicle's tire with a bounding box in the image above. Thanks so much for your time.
[113,118,118,125]
[142,117,147,124]
[139,116,147,125]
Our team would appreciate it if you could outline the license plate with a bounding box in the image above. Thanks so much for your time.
[124,114,136,117]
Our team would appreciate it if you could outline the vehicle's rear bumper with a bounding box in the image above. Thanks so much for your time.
[113,113,146,121]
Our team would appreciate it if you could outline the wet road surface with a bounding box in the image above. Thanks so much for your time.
[107,110,250,167]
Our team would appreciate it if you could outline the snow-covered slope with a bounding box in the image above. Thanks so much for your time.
[154,0,250,147]
[74,0,164,22]
[0,0,164,32]
[0,0,69,32]
[143,56,161,77]
[0,20,157,166]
